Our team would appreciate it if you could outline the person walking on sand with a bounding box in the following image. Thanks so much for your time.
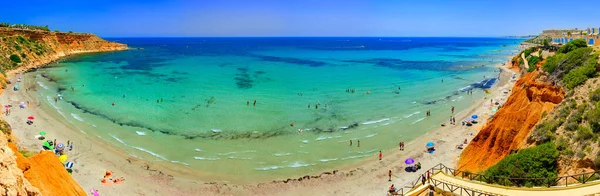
[379,151,382,160]
[399,142,402,150]
[453,117,456,125]
[388,170,392,182]
[401,142,404,151]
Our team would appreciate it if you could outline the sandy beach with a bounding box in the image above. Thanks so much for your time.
[1,53,519,195]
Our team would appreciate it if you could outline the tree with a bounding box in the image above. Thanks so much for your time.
[543,39,549,47]
[485,143,559,187]
[9,54,22,63]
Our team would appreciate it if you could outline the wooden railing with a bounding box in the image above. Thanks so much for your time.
[430,177,496,196]
[428,163,600,188]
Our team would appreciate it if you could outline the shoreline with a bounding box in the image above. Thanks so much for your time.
[1,53,520,195]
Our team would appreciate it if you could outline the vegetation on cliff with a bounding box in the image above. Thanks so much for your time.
[0,22,50,31]
[481,41,600,187]
[484,143,559,187]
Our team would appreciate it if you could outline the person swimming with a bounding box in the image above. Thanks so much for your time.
[290,122,294,127]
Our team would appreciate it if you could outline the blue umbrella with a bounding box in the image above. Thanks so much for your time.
[405,158,415,165]
[426,142,435,147]
[471,115,478,119]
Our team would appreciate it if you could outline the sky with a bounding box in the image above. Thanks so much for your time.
[2,0,600,37]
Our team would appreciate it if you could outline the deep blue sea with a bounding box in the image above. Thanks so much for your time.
[26,37,521,181]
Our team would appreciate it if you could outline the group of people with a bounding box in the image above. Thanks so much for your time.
[349,139,360,147]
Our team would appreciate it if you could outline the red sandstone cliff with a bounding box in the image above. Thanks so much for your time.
[457,69,564,172]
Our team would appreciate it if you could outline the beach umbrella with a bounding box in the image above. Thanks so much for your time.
[471,115,478,119]
[65,162,74,169]
[426,142,435,147]
[39,131,46,136]
[405,158,415,165]
[27,116,34,120]
[59,155,68,162]
[57,143,64,151]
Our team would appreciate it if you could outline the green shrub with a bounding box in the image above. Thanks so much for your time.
[9,54,21,63]
[557,39,588,54]
[542,53,566,73]
[563,53,598,89]
[485,143,558,187]
[590,88,600,102]
[14,44,21,51]
[524,48,534,57]
[576,126,594,141]
[18,149,37,158]
[530,120,560,143]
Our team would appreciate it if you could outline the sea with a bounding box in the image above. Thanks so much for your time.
[22,37,521,182]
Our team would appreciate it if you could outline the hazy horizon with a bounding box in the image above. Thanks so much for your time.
[3,0,600,37]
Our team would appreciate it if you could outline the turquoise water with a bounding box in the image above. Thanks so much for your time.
[25,37,521,182]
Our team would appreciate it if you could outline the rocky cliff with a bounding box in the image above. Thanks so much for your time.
[0,27,127,87]
[457,67,565,172]
[0,28,124,195]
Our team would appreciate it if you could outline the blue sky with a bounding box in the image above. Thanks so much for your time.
[3,0,599,37]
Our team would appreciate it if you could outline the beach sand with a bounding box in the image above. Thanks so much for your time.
[1,57,519,195]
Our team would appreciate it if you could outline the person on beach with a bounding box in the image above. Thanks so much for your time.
[421,174,426,185]
[298,129,303,134]
[308,103,310,108]
[427,170,431,183]
[290,122,294,127]
[349,140,352,146]
[357,140,360,147]
[253,100,256,106]
[449,116,453,125]
[399,142,402,150]
[453,117,456,125]
[69,142,73,151]
[246,100,249,105]
[112,102,115,106]
[388,170,392,182]
[315,104,318,109]
[401,142,404,151]
[451,106,454,114]
[379,151,382,160]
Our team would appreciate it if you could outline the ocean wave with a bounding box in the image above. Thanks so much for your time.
[136,131,146,136]
[255,166,282,171]
[316,136,333,141]
[211,129,222,133]
[170,160,190,166]
[319,158,339,162]
[301,140,309,144]
[70,113,84,122]
[341,154,369,160]
[411,117,426,125]
[361,118,390,125]
[37,81,51,90]
[228,156,252,160]
[217,152,238,156]
[273,153,291,157]
[194,156,220,161]
[403,111,421,118]
[194,148,203,152]
[358,149,378,154]
[255,161,316,171]
[109,133,168,161]
[364,133,377,138]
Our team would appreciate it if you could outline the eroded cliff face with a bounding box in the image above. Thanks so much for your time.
[0,124,40,196]
[457,70,564,172]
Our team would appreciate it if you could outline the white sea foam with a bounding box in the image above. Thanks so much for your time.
[301,140,309,144]
[288,161,315,168]
[319,158,338,162]
[217,152,238,156]
[274,153,291,157]
[136,131,146,136]
[170,160,190,166]
[361,118,390,125]
[194,148,203,152]
[70,113,84,122]
[364,133,377,138]
[316,136,333,141]
[211,129,222,133]
[194,156,220,161]
[109,133,168,161]
[37,81,50,90]
[411,117,426,125]
[255,166,281,171]
[403,111,421,118]
[341,154,368,160]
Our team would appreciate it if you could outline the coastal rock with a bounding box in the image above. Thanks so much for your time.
[457,69,564,172]
[0,131,41,196]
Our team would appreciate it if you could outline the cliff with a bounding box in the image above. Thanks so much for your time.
[457,68,564,172]
[0,28,124,195]
[0,27,127,87]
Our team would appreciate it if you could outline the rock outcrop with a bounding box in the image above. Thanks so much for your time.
[457,70,564,172]
[0,27,127,88]
[0,125,40,195]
